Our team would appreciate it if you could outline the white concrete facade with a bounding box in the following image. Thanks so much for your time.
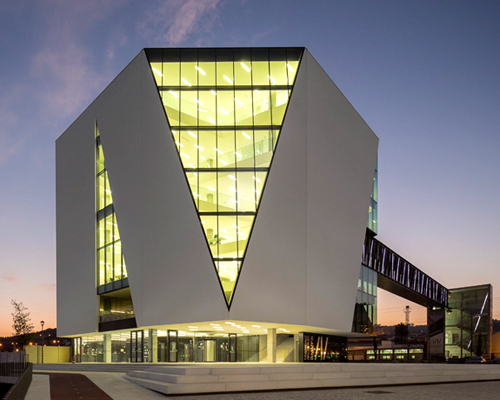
[56,48,378,341]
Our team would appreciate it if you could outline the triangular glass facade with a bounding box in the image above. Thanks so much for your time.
[146,48,303,306]
[96,125,129,292]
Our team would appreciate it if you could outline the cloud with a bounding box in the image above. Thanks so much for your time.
[38,283,56,291]
[138,0,222,46]
[31,43,109,120]
[3,275,18,282]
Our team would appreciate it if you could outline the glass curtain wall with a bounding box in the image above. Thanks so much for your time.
[368,159,378,234]
[146,48,303,306]
[352,265,377,334]
[445,285,492,359]
[96,125,130,293]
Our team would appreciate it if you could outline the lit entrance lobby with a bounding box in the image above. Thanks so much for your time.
[73,322,353,363]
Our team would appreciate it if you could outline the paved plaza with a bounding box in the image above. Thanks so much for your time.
[26,371,500,400]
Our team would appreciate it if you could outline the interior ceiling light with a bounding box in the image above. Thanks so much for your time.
[235,98,243,106]
[152,67,163,76]
[195,66,206,75]
[207,117,215,124]
[220,108,229,115]
[168,90,178,98]
[229,175,236,181]
[240,62,251,72]
[219,160,228,165]
[241,132,251,139]
[211,90,217,96]
[188,131,197,138]
[194,98,203,106]
[181,77,192,86]
[223,75,233,84]
[286,63,294,73]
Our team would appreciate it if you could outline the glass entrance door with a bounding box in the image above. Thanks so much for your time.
[130,330,144,362]
[195,338,217,362]
[167,330,178,362]
[73,337,82,363]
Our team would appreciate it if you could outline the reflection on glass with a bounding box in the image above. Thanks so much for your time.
[148,48,303,305]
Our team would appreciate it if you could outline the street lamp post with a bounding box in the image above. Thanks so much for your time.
[40,321,45,364]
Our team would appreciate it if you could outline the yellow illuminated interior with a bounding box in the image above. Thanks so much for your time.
[148,48,302,306]
[96,126,129,287]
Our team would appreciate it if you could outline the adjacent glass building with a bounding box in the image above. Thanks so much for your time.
[445,285,492,359]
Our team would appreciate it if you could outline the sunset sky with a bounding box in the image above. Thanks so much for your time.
[1,0,499,336]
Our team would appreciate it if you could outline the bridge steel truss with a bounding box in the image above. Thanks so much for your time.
[362,233,448,308]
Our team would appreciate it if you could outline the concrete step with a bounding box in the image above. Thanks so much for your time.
[124,363,500,395]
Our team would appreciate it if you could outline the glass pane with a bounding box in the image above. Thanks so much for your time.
[150,63,163,86]
[254,130,273,167]
[122,255,127,279]
[97,173,105,211]
[217,261,240,304]
[253,90,271,125]
[218,171,238,213]
[254,171,267,207]
[198,130,217,169]
[104,214,114,245]
[217,130,235,168]
[217,90,234,126]
[114,242,123,280]
[198,62,215,86]
[237,215,254,257]
[98,248,106,286]
[234,61,252,86]
[171,129,180,151]
[217,62,234,86]
[96,145,105,174]
[181,62,197,87]
[198,90,216,127]
[271,89,289,125]
[162,90,180,126]
[236,130,254,168]
[235,90,253,126]
[270,61,288,86]
[162,62,180,86]
[252,61,269,86]
[180,91,198,126]
[217,215,238,258]
[179,130,198,169]
[198,172,217,212]
[200,215,218,258]
[187,171,199,208]
[285,61,299,84]
[98,218,105,248]
[105,245,113,283]
[236,172,256,212]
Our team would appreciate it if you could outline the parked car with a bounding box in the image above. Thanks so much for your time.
[491,357,500,364]
[465,356,486,364]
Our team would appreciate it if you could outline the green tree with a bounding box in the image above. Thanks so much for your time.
[394,323,409,344]
[11,300,34,346]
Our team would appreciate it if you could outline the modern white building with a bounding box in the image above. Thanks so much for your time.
[56,47,381,363]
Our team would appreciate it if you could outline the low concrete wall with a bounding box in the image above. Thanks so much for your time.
[2,364,32,400]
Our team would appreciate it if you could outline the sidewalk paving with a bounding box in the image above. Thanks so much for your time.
[25,370,500,400]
